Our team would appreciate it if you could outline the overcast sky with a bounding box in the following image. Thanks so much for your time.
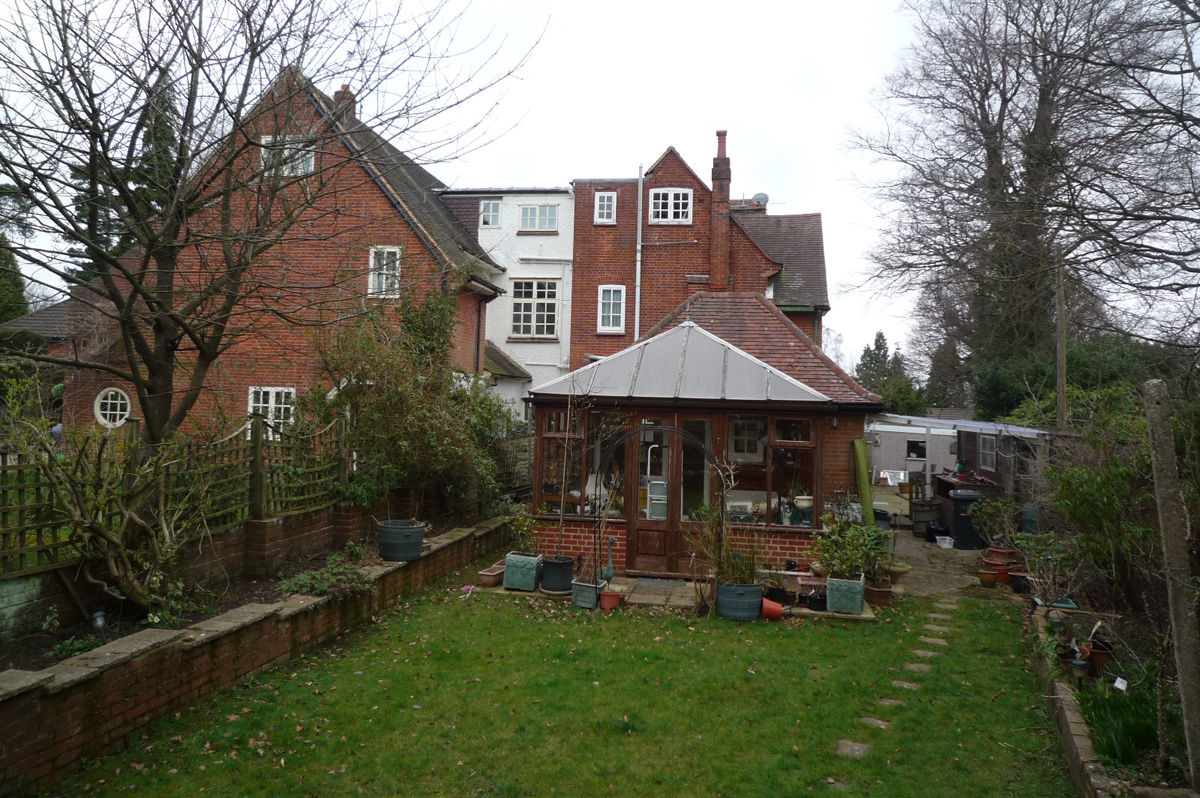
[418,0,919,370]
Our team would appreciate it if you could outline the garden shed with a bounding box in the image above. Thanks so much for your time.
[527,292,883,577]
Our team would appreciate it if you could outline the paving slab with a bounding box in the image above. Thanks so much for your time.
[934,602,959,611]
[892,679,921,690]
[919,635,949,646]
[927,612,954,621]
[879,697,906,707]
[859,716,891,729]
[836,740,871,758]
[923,624,951,633]
[904,662,933,673]
[912,649,939,658]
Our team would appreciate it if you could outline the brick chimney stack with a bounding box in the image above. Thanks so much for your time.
[710,130,732,290]
[333,84,355,118]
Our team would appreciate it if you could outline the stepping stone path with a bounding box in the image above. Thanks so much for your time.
[835,595,960,768]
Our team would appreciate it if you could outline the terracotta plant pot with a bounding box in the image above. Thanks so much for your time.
[761,597,784,620]
[978,569,998,588]
[993,564,1011,585]
[598,590,623,612]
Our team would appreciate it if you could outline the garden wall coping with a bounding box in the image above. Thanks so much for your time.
[71,628,184,671]
[179,603,282,649]
[0,669,51,702]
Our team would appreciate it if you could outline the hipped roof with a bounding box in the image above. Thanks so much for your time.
[532,321,830,404]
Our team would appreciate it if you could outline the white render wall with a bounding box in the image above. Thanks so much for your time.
[474,189,574,393]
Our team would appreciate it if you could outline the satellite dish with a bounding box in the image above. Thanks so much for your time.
[752,192,769,207]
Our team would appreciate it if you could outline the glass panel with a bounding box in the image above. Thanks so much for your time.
[587,412,626,518]
[680,419,711,522]
[775,418,812,443]
[541,436,582,514]
[726,415,768,523]
[638,418,668,520]
[771,447,815,527]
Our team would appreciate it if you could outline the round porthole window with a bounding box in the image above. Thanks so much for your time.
[93,388,131,428]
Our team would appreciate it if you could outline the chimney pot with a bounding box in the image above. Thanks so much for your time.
[716,130,727,158]
[333,84,356,118]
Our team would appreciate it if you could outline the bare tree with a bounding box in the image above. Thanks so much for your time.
[0,0,529,445]
[859,0,1170,401]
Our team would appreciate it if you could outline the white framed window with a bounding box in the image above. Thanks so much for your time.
[729,416,765,463]
[260,135,315,177]
[94,387,131,428]
[519,204,558,232]
[248,386,296,440]
[597,285,625,332]
[650,188,692,224]
[594,191,616,224]
[480,200,501,228]
[979,434,997,471]
[511,279,558,338]
[368,246,401,298]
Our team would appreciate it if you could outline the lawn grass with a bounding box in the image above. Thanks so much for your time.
[54,576,1073,797]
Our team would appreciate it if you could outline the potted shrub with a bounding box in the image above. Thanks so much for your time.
[503,506,542,592]
[812,514,891,615]
[1012,529,1083,608]
[967,497,1021,552]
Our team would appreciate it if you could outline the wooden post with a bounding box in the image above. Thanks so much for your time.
[249,415,266,521]
[336,415,349,494]
[1143,379,1200,790]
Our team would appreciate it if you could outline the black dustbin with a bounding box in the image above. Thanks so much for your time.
[948,489,986,549]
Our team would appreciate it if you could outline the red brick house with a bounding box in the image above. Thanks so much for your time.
[569,131,831,368]
[523,132,879,577]
[58,71,501,437]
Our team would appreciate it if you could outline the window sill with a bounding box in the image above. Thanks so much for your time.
[596,329,625,335]
[516,230,558,236]
[593,221,616,226]
[648,220,693,226]
[507,336,559,343]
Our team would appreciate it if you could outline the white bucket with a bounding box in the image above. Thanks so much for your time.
[935,536,954,549]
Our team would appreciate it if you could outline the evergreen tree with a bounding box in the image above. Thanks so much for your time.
[854,331,893,392]
[0,234,28,324]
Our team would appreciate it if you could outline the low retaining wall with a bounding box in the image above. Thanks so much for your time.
[1031,608,1120,798]
[0,517,510,797]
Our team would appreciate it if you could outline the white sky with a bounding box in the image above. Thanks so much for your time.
[423,0,919,370]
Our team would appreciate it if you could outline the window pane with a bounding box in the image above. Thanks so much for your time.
[771,447,815,527]
[726,415,768,523]
[681,419,711,521]
[775,418,812,442]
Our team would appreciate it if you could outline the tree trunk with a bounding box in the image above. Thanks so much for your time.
[1143,379,1200,789]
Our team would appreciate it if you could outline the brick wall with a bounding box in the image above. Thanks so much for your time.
[569,148,776,369]
[0,515,512,796]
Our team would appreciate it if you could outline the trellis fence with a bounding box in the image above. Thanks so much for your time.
[0,420,532,581]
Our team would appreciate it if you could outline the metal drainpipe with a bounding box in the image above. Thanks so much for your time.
[634,164,644,341]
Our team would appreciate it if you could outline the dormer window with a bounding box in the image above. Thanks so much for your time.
[260,135,315,177]
[649,188,692,224]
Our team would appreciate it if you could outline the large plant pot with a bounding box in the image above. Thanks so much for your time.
[541,555,574,593]
[571,579,607,609]
[503,551,542,591]
[377,519,426,562]
[716,581,763,621]
[864,583,894,608]
[826,574,865,615]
